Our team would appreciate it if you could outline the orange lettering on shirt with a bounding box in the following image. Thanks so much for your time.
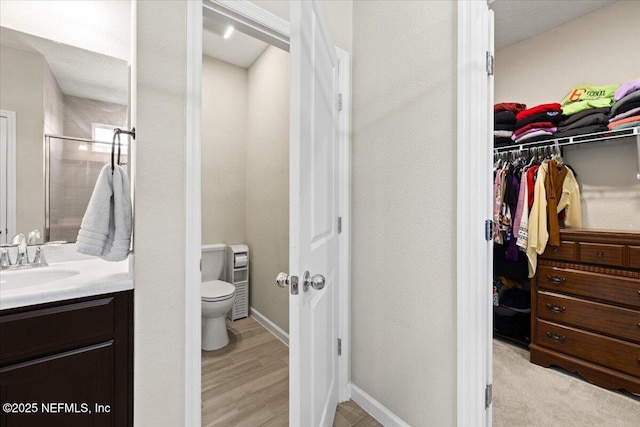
[568,88,586,102]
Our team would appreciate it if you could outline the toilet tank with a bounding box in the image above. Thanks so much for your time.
[201,244,226,282]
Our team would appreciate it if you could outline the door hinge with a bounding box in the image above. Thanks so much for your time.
[199,258,202,272]
[337,93,343,111]
[338,338,342,356]
[486,51,494,76]
[485,384,492,408]
[338,217,342,233]
[485,219,493,241]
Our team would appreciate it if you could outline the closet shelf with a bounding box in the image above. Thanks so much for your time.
[494,126,640,180]
[494,126,638,152]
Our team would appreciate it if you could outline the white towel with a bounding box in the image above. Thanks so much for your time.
[76,164,132,261]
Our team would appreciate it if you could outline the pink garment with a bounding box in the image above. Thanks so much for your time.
[512,167,528,248]
[511,127,557,141]
[609,107,640,123]
[493,170,504,244]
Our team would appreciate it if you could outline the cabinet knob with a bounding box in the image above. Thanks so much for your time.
[546,303,566,313]
[546,275,566,284]
[596,251,604,258]
[546,332,565,343]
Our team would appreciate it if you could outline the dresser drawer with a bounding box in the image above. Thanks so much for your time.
[537,291,640,344]
[630,246,640,270]
[536,320,640,378]
[540,241,577,262]
[0,297,115,366]
[537,265,640,309]
[579,242,625,268]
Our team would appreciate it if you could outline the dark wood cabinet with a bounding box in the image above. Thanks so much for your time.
[531,230,640,395]
[0,291,133,426]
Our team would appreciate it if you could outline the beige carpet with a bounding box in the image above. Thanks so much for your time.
[493,339,640,427]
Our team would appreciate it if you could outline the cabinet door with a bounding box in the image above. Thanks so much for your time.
[0,341,113,427]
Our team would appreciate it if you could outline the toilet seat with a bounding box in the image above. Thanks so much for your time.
[202,280,235,302]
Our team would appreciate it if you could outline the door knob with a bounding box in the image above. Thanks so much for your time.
[302,271,326,291]
[311,274,325,290]
[276,272,289,288]
[275,272,299,295]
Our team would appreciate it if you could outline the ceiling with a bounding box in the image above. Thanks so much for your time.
[202,12,269,69]
[491,0,617,50]
[0,26,128,105]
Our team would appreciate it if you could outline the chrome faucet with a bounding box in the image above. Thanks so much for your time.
[11,233,28,266]
[28,229,41,245]
[0,230,47,270]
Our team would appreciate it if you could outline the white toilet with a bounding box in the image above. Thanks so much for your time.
[201,244,236,351]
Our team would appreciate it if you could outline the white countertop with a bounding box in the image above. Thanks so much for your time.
[0,257,133,311]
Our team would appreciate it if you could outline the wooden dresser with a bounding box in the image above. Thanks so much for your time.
[530,229,640,394]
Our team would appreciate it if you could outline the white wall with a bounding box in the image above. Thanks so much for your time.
[246,46,290,333]
[351,1,457,425]
[201,56,248,245]
[495,0,640,231]
[63,95,127,139]
[44,64,65,136]
[134,1,186,425]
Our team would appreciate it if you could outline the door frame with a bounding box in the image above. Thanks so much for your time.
[185,1,352,424]
[456,1,493,426]
[0,110,17,244]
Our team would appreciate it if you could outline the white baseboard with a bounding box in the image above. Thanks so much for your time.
[350,383,411,427]
[249,307,289,346]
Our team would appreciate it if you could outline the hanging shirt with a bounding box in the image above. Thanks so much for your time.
[526,162,581,277]
[545,159,569,247]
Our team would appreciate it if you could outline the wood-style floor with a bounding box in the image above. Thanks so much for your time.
[202,317,381,427]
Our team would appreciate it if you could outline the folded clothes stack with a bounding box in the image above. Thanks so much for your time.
[608,78,640,131]
[512,103,561,144]
[556,84,618,138]
[494,102,526,147]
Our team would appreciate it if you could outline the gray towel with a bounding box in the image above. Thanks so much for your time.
[76,164,132,261]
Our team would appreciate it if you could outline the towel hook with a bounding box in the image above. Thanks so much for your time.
[111,127,135,174]
[111,129,122,174]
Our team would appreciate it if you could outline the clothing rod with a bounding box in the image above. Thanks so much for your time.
[493,127,639,153]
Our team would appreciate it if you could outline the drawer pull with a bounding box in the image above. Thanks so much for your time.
[546,332,565,343]
[597,251,604,258]
[553,247,560,253]
[546,275,566,284]
[546,303,566,313]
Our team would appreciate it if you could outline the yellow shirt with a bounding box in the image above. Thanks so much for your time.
[526,162,582,277]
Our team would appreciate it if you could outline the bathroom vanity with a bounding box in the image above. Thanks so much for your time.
[0,256,133,426]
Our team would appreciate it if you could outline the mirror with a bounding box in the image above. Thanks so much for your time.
[0,2,130,244]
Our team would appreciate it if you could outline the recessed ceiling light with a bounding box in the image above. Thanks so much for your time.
[224,26,234,39]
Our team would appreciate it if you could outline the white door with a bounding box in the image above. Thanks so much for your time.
[0,114,7,244]
[486,8,495,427]
[0,111,16,245]
[289,1,340,426]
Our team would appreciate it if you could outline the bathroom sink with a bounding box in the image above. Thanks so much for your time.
[0,268,80,292]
